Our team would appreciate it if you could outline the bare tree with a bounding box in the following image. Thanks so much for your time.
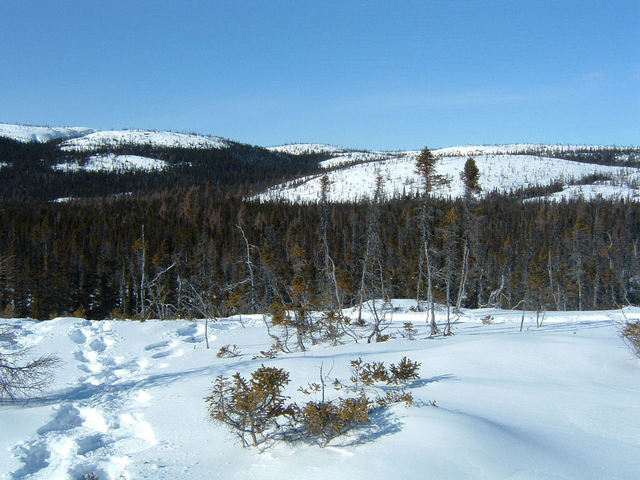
[0,325,60,400]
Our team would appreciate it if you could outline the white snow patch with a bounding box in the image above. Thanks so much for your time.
[433,143,631,157]
[53,154,168,173]
[268,143,347,155]
[0,123,95,143]
[60,129,229,151]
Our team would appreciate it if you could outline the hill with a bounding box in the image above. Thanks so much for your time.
[258,145,640,203]
[2,122,639,203]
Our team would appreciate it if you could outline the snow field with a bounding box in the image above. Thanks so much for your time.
[257,153,640,203]
[1,304,639,479]
[0,124,95,143]
[53,154,168,173]
[59,130,228,152]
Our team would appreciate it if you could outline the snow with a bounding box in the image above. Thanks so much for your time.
[0,123,95,143]
[267,143,347,155]
[533,183,640,202]
[319,151,395,169]
[257,152,640,203]
[1,304,639,479]
[53,154,168,173]
[433,143,631,157]
[60,130,229,152]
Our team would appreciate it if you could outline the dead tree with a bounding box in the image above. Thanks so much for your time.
[0,326,61,400]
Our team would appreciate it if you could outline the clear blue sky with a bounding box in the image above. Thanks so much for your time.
[1,0,638,150]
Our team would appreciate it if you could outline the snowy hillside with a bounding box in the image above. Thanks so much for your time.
[53,154,168,173]
[258,150,640,203]
[1,304,638,479]
[0,123,95,143]
[432,143,630,157]
[60,130,229,152]
[267,143,347,155]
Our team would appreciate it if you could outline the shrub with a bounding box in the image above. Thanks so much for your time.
[207,357,422,449]
[300,394,370,445]
[481,314,494,325]
[621,320,640,358]
[389,357,421,384]
[376,389,414,407]
[402,322,418,339]
[205,366,293,447]
[216,344,241,358]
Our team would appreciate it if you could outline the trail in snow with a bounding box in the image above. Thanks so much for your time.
[10,320,155,479]
[1,307,639,480]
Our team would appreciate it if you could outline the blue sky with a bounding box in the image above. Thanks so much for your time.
[1,0,638,150]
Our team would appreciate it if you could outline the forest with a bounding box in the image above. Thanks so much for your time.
[0,180,638,320]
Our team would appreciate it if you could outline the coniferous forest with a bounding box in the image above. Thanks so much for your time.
[1,177,639,319]
[1,134,640,319]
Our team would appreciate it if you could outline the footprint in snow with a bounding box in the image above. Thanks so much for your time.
[36,403,83,434]
[68,328,87,344]
[144,340,171,351]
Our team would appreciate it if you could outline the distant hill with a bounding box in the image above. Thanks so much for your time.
[1,122,638,203]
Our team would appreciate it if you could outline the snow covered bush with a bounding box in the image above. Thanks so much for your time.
[621,320,640,358]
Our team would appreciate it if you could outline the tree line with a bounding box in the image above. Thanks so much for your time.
[1,169,639,320]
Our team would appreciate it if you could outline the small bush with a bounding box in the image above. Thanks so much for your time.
[205,366,293,447]
[621,320,640,358]
[481,314,495,325]
[300,394,370,445]
[251,346,279,360]
[208,357,422,449]
[216,344,241,358]
[389,357,421,384]
[402,322,418,339]
[362,361,390,385]
[376,389,413,407]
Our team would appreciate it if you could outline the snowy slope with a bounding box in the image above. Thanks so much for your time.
[53,154,168,173]
[1,305,638,479]
[432,143,629,157]
[60,130,229,151]
[0,123,95,143]
[257,152,640,203]
[267,143,347,155]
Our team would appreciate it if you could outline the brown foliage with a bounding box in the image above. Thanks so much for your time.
[621,320,640,358]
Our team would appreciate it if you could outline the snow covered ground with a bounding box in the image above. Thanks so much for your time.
[267,143,347,155]
[59,130,228,152]
[1,304,639,479]
[257,152,640,203]
[0,124,95,143]
[53,154,168,173]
